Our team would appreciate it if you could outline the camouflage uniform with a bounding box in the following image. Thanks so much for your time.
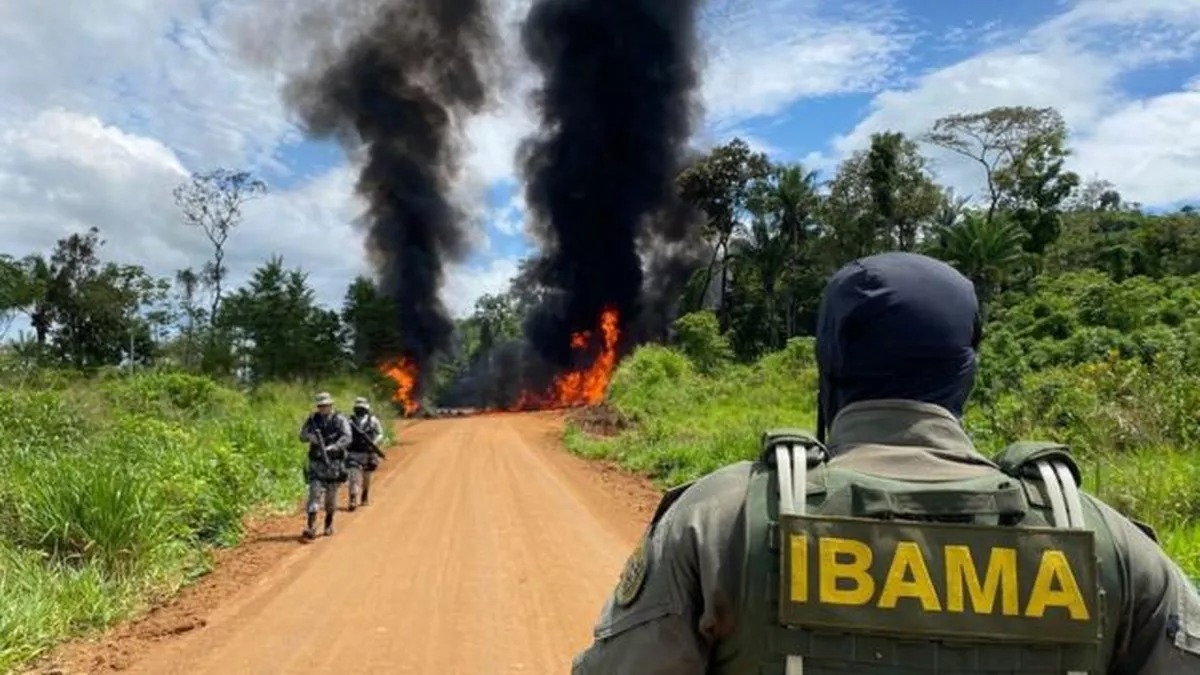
[345,396,386,509]
[573,252,1200,674]
[299,392,352,538]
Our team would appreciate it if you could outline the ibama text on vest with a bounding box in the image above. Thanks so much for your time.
[777,514,1101,643]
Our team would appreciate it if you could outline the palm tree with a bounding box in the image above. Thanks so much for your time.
[750,164,820,336]
[928,212,1028,305]
[17,254,55,348]
[730,218,791,348]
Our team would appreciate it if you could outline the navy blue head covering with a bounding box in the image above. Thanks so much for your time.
[815,252,982,444]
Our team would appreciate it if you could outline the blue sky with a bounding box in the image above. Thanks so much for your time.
[2,0,1200,336]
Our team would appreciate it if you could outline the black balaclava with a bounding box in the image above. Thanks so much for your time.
[815,252,982,445]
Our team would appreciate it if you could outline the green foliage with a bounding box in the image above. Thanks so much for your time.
[671,311,732,374]
[570,337,1199,578]
[219,256,347,382]
[567,341,817,486]
[978,271,1200,373]
[0,369,387,671]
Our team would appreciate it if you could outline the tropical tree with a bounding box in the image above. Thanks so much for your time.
[928,212,1028,305]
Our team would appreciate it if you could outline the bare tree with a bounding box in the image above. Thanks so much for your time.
[173,169,267,322]
[923,106,1065,224]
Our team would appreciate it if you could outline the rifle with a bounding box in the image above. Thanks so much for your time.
[349,419,387,459]
[310,422,346,482]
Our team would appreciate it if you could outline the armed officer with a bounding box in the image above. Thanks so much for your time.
[299,391,352,539]
[572,252,1200,674]
[345,396,386,510]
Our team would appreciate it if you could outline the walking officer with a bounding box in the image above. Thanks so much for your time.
[299,391,351,539]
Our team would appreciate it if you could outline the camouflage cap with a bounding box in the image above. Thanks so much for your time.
[314,392,334,406]
[353,396,370,410]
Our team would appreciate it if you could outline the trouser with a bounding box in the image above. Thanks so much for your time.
[362,467,373,499]
[346,466,364,504]
[306,479,338,515]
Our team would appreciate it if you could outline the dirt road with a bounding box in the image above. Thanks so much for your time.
[34,412,659,675]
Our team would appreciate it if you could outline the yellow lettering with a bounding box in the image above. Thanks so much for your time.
[945,546,1018,615]
[790,534,808,602]
[877,541,942,610]
[1025,550,1089,620]
[819,537,874,605]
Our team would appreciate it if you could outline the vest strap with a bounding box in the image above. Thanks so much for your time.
[774,439,819,675]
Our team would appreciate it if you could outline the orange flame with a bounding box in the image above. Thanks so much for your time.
[510,306,620,411]
[381,356,420,415]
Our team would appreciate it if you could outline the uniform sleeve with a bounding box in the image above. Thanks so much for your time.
[571,463,750,675]
[1092,498,1200,674]
[370,415,385,443]
[298,415,312,443]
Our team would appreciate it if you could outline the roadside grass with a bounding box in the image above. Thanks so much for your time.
[566,339,818,486]
[567,339,1200,579]
[0,366,389,673]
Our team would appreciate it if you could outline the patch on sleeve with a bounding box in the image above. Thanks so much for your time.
[613,535,650,607]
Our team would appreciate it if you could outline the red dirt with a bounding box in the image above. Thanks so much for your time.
[24,412,661,674]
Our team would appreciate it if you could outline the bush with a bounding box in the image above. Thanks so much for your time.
[567,341,817,486]
[0,372,389,671]
[571,339,1199,578]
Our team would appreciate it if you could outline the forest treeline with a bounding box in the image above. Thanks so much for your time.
[1,105,1197,404]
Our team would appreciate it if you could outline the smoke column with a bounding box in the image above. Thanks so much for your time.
[282,0,496,395]
[517,0,703,373]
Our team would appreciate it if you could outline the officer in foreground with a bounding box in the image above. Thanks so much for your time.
[345,396,386,510]
[572,252,1200,674]
[299,392,351,539]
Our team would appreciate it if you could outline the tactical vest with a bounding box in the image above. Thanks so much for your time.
[307,413,346,462]
[348,414,375,454]
[712,430,1124,675]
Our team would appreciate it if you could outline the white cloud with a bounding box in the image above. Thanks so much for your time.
[1073,82,1200,206]
[442,256,522,317]
[0,1,295,172]
[489,189,527,237]
[0,108,369,311]
[0,106,522,322]
[699,0,910,128]
[821,0,1200,206]
[0,108,192,265]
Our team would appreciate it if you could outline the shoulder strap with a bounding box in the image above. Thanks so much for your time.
[762,428,825,675]
[760,428,826,517]
[994,441,1086,529]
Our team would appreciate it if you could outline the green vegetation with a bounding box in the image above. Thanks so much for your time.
[2,97,1199,669]
[566,104,1200,581]
[0,169,400,671]
[0,367,385,670]
[569,320,1200,578]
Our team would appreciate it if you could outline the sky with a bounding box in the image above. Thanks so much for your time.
[2,0,1200,336]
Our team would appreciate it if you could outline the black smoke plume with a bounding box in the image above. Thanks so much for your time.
[517,0,704,376]
[282,0,496,397]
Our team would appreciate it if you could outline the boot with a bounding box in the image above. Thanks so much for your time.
[323,512,335,536]
[361,489,369,506]
[348,496,357,512]
[302,512,316,539]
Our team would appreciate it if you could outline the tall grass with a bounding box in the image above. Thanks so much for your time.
[567,339,1200,578]
[0,367,389,672]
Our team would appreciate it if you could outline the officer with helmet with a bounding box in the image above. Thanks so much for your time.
[345,396,386,510]
[299,391,351,539]
[571,252,1200,674]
